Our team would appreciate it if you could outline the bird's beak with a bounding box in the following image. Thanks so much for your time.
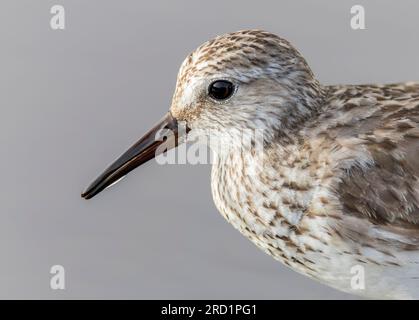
[82,112,183,200]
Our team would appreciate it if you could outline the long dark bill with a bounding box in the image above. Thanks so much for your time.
[81,112,181,200]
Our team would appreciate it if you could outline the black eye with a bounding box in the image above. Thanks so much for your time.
[208,80,235,101]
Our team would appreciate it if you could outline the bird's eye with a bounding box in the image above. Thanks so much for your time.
[208,80,235,101]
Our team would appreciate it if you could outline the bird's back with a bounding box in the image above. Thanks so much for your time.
[312,82,419,232]
[296,82,419,298]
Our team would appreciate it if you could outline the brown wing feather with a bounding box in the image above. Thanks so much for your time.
[333,83,419,228]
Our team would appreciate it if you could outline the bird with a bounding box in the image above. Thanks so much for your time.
[82,30,419,299]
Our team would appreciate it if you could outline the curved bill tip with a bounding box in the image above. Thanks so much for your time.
[81,112,183,200]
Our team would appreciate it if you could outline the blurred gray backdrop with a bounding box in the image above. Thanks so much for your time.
[1,0,418,299]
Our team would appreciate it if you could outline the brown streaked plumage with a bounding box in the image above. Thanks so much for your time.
[82,30,419,299]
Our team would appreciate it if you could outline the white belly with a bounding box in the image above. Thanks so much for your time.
[210,154,419,299]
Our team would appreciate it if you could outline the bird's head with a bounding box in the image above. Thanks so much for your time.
[171,30,324,146]
[82,30,324,199]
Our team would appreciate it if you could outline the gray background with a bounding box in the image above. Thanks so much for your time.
[1,0,418,299]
